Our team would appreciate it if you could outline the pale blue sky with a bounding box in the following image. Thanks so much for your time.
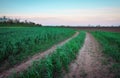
[0,0,120,26]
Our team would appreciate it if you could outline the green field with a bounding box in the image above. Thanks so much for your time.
[0,27,75,70]
[0,26,120,78]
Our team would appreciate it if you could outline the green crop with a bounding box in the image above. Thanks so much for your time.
[0,27,75,70]
[91,31,120,78]
[9,31,86,78]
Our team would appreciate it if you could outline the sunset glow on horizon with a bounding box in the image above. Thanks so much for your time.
[0,0,120,26]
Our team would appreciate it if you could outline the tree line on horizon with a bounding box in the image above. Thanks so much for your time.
[0,16,42,27]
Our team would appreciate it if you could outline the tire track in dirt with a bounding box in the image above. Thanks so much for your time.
[0,32,79,78]
[64,33,113,78]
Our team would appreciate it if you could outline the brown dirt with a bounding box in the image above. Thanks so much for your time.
[64,33,114,78]
[70,27,120,32]
[0,32,79,78]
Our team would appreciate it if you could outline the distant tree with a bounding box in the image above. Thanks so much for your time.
[14,19,20,23]
[36,24,42,26]
[39,24,42,26]
[3,16,6,19]
[29,21,35,25]
[7,19,14,24]
[0,16,8,23]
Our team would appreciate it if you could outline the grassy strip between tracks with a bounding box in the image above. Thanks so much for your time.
[91,31,120,78]
[9,31,86,78]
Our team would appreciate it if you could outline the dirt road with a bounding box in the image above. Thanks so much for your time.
[64,33,113,78]
[0,32,79,78]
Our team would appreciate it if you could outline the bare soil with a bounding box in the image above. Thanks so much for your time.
[64,33,114,78]
[0,32,79,78]
[69,27,120,32]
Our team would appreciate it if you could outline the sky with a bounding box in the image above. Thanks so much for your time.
[0,0,120,26]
